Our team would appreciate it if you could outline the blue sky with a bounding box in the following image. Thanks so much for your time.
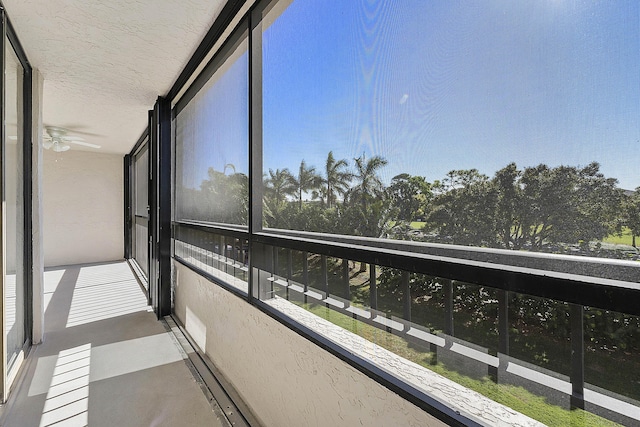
[262,0,640,190]
[177,47,249,190]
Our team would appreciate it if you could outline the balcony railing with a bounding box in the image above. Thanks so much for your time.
[174,220,640,426]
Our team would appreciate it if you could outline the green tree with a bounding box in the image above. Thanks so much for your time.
[387,173,432,222]
[493,163,524,249]
[349,155,388,213]
[573,162,624,245]
[264,168,295,207]
[428,169,497,246]
[517,162,623,251]
[623,188,640,247]
[263,168,296,229]
[199,167,248,224]
[291,160,322,210]
[320,151,352,209]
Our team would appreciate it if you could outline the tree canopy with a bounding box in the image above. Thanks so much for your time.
[177,154,635,258]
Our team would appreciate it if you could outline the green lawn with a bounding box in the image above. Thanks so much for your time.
[300,302,621,427]
[388,220,427,229]
[604,227,636,246]
[400,222,638,249]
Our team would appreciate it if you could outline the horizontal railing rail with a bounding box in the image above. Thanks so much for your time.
[173,221,640,317]
[175,219,249,238]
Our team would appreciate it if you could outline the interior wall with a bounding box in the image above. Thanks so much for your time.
[173,262,446,427]
[43,149,123,267]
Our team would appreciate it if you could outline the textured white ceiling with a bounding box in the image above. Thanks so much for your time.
[3,0,227,154]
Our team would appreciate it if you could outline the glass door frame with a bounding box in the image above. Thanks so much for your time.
[125,130,151,303]
[0,10,33,401]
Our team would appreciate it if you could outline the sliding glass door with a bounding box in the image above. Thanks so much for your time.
[133,141,150,283]
[1,12,32,400]
[4,30,25,381]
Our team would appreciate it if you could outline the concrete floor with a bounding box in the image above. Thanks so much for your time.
[0,261,228,427]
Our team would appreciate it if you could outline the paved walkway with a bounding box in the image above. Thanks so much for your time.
[0,261,228,427]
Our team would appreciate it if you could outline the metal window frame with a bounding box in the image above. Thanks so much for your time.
[0,5,33,401]
[149,97,172,318]
[161,0,640,423]
[125,130,146,260]
[125,130,151,295]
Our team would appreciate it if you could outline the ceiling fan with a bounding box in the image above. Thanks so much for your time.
[43,126,101,152]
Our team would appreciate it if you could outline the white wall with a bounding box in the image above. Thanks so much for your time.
[173,262,446,427]
[43,149,123,267]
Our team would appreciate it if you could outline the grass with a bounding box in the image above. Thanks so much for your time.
[404,221,638,248]
[603,227,636,246]
[299,302,622,427]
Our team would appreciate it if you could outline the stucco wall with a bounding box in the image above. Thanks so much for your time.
[173,261,446,427]
[43,150,123,267]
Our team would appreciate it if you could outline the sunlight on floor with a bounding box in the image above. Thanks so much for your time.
[66,276,150,328]
[39,344,91,427]
[44,263,151,328]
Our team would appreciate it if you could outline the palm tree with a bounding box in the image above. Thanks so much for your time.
[351,154,388,211]
[349,154,388,271]
[264,168,295,207]
[291,160,321,210]
[322,151,352,209]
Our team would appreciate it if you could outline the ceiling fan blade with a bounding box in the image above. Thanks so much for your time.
[68,140,101,149]
[43,141,53,149]
[64,136,85,141]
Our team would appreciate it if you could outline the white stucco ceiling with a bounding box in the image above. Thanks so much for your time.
[3,0,227,154]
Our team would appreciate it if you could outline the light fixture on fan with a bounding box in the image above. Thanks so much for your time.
[43,126,101,152]
[44,137,70,152]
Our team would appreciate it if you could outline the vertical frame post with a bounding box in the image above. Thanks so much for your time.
[302,251,308,303]
[149,98,171,319]
[147,110,156,307]
[402,270,411,322]
[249,11,263,302]
[570,303,585,410]
[124,155,132,259]
[156,97,172,318]
[342,259,350,303]
[498,290,509,355]
[491,289,510,382]
[444,280,454,336]
[0,8,7,402]
[320,255,328,298]
[369,264,377,310]
[8,16,33,362]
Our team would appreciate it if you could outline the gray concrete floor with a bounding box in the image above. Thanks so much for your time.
[1,261,228,427]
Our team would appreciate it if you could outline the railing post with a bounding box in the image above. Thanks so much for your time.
[402,271,411,322]
[570,303,585,410]
[320,255,328,298]
[302,251,309,303]
[287,249,293,281]
[273,247,279,278]
[286,248,293,299]
[369,264,377,310]
[259,245,274,300]
[444,279,454,336]
[491,289,510,382]
[498,290,510,355]
[342,259,350,304]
